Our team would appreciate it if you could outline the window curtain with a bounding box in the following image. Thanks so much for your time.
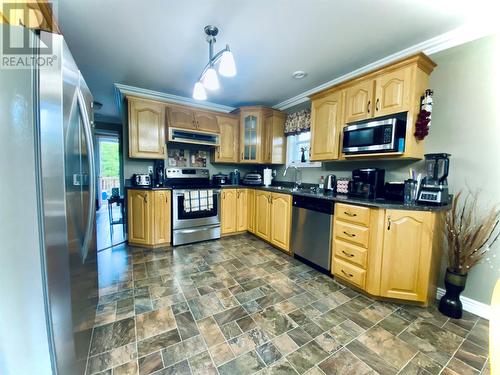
[284,109,311,135]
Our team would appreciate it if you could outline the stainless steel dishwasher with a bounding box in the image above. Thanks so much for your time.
[291,195,334,272]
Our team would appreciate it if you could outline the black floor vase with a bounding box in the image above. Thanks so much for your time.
[438,269,467,319]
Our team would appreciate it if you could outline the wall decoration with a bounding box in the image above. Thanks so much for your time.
[415,89,433,141]
[167,148,188,167]
[191,150,208,167]
[284,109,311,135]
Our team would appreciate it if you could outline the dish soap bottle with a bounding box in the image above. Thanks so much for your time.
[319,175,324,190]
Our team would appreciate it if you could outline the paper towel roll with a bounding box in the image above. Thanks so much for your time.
[263,168,273,187]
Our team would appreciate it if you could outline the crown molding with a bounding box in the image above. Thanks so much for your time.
[273,24,497,110]
[114,83,237,118]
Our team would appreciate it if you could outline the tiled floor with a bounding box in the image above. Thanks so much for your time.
[87,234,491,375]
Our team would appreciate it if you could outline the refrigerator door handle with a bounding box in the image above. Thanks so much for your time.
[78,87,95,263]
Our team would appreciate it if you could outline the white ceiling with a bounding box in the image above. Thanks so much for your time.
[58,0,482,121]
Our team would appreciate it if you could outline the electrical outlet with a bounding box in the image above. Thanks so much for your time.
[148,166,153,174]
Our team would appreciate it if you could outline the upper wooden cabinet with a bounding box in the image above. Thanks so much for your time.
[263,111,287,164]
[239,108,263,163]
[0,1,60,33]
[128,98,166,159]
[310,90,345,161]
[194,112,219,132]
[345,80,375,123]
[214,115,239,163]
[166,106,196,130]
[310,53,436,160]
[374,66,413,117]
[236,106,286,165]
[166,106,219,133]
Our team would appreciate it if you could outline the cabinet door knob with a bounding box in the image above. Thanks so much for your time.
[341,269,354,278]
[143,194,148,203]
[344,211,357,217]
[343,231,356,237]
[342,250,354,258]
[367,100,371,114]
[387,217,391,230]
[376,98,380,111]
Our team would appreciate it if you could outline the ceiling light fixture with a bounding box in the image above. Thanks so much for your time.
[192,25,236,101]
[292,70,307,79]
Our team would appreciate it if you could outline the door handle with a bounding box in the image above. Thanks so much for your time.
[344,211,357,217]
[77,88,96,263]
[342,250,355,258]
[341,269,354,278]
[343,231,356,237]
[143,193,148,203]
[376,98,380,111]
[367,100,371,113]
[387,217,391,230]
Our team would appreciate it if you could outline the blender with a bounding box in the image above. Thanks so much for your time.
[417,153,450,205]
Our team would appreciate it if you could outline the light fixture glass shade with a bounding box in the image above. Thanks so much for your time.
[219,50,236,77]
[202,67,220,90]
[193,81,207,100]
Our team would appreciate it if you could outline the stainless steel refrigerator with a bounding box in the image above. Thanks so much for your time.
[0,26,97,375]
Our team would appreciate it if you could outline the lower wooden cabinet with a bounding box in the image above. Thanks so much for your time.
[128,189,171,247]
[379,209,436,302]
[270,193,292,252]
[332,203,441,305]
[255,191,272,241]
[221,189,248,235]
[247,189,256,234]
[255,191,292,252]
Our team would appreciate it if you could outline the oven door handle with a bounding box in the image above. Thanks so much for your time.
[175,226,218,234]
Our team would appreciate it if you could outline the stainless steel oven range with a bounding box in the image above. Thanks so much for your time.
[166,168,221,246]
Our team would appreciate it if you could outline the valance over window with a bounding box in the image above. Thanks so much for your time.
[284,109,311,135]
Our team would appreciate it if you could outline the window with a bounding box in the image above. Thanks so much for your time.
[286,131,321,167]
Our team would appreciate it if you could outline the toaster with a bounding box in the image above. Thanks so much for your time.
[132,173,151,186]
[242,172,263,186]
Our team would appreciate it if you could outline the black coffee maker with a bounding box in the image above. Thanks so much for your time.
[153,160,165,187]
[348,168,385,199]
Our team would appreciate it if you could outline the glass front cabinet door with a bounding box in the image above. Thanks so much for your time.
[240,110,262,163]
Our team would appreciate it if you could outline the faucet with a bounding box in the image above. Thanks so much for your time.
[283,165,302,191]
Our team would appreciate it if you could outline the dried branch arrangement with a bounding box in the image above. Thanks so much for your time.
[445,191,500,274]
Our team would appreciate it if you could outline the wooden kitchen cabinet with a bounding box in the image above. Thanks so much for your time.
[247,188,256,234]
[237,189,248,232]
[255,190,272,240]
[152,190,171,245]
[374,66,412,117]
[221,189,238,234]
[221,188,248,234]
[379,209,435,302]
[214,115,239,163]
[128,189,152,245]
[194,111,219,132]
[270,193,292,252]
[332,202,441,305]
[310,90,345,161]
[254,191,292,252]
[239,108,263,163]
[262,111,287,164]
[128,189,171,247]
[166,106,196,130]
[128,97,166,159]
[344,79,374,123]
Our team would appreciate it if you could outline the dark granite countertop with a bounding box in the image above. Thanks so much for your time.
[221,184,452,212]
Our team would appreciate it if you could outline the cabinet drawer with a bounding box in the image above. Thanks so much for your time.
[335,203,370,227]
[333,257,366,289]
[334,221,369,248]
[333,239,367,268]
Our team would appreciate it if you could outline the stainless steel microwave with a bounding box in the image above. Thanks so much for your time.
[342,115,407,154]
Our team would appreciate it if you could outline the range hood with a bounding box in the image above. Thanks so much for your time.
[168,127,220,147]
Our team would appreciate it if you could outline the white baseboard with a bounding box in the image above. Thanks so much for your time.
[436,288,491,320]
